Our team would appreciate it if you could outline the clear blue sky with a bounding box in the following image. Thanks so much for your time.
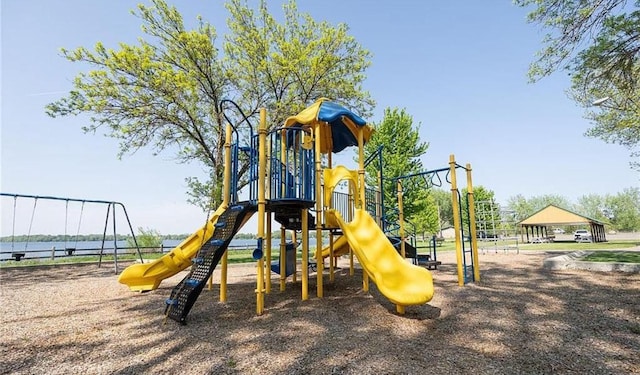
[1,0,638,235]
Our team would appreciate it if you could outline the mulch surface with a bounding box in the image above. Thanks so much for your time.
[1,251,639,374]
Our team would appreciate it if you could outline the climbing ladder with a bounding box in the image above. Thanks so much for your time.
[459,189,476,284]
[164,202,256,324]
[461,236,475,284]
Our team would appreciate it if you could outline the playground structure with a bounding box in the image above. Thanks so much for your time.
[0,193,140,272]
[385,161,481,285]
[475,200,520,254]
[118,98,479,323]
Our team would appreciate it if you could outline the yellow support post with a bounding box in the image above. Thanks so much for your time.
[357,128,366,210]
[376,171,382,227]
[279,226,286,291]
[329,233,335,282]
[314,124,323,298]
[220,251,228,302]
[449,154,465,286]
[349,249,354,276]
[396,305,405,315]
[398,179,406,258]
[357,127,369,291]
[349,179,355,276]
[219,123,233,302]
[265,212,272,294]
[362,269,369,292]
[466,163,481,282]
[301,209,309,301]
[256,108,267,315]
[292,230,298,283]
[327,153,335,281]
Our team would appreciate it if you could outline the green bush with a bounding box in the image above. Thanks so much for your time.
[127,227,162,253]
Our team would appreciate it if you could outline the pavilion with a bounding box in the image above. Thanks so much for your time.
[518,204,607,243]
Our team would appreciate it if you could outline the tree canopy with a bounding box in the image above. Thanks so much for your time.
[46,0,374,209]
[431,189,453,233]
[224,0,374,126]
[507,193,573,222]
[126,227,163,249]
[362,107,429,227]
[516,0,640,168]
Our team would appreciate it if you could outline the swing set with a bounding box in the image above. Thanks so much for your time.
[1,193,141,273]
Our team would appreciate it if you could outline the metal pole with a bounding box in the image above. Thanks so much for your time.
[265,212,272,294]
[112,203,118,274]
[220,123,233,302]
[314,123,324,298]
[378,146,385,232]
[449,155,464,286]
[301,209,309,301]
[466,163,480,282]
[398,180,406,258]
[118,203,142,264]
[256,108,267,315]
[98,204,110,268]
[280,226,286,292]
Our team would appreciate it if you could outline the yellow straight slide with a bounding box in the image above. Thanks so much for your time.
[118,204,228,292]
[315,235,351,259]
[332,209,434,306]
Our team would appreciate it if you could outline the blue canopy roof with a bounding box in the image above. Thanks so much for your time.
[284,98,373,153]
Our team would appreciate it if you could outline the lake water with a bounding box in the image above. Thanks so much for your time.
[0,238,319,261]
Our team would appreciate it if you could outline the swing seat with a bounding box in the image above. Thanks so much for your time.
[11,253,25,261]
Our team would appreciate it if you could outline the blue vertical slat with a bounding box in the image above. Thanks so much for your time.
[252,135,258,202]
[230,143,238,204]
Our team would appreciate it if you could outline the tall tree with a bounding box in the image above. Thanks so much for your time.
[46,0,374,210]
[224,0,374,127]
[575,193,610,222]
[506,194,534,222]
[362,107,429,227]
[606,187,640,231]
[506,193,573,221]
[528,194,573,212]
[516,0,640,168]
[126,227,163,251]
[411,190,440,240]
[432,188,453,233]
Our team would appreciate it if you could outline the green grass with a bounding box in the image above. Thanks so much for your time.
[518,240,639,251]
[582,251,640,263]
[0,255,133,267]
[0,249,280,268]
[414,240,457,252]
[413,239,639,253]
[3,240,637,268]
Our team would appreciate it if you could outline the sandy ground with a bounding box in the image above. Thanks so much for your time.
[1,250,639,374]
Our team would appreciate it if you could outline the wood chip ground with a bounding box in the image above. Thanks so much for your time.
[1,250,638,374]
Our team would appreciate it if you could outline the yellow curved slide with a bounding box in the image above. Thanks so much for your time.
[315,235,351,259]
[118,204,227,292]
[333,209,434,306]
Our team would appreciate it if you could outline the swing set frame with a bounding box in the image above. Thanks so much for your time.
[1,193,141,273]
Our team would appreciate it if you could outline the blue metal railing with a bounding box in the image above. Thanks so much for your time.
[264,127,315,203]
[331,191,352,223]
[364,187,379,221]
